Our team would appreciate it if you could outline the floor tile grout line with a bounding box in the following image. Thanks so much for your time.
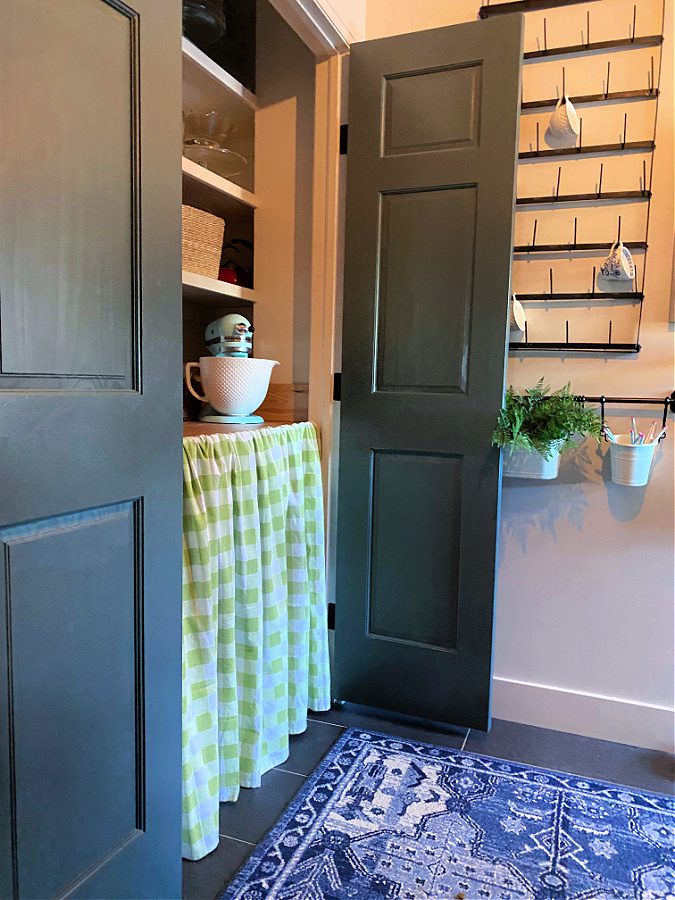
[274,766,308,778]
[219,833,257,847]
[461,729,471,751]
[307,717,347,729]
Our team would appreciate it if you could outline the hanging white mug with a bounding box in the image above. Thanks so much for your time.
[546,95,580,148]
[600,241,635,282]
[509,294,527,332]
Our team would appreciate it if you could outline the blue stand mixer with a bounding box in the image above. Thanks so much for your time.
[199,314,264,424]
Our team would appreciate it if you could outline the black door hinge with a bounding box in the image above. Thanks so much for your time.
[339,124,348,155]
[333,372,342,401]
[328,602,335,631]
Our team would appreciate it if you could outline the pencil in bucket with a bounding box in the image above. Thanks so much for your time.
[609,435,657,486]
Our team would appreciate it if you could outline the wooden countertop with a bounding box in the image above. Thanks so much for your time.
[183,421,300,438]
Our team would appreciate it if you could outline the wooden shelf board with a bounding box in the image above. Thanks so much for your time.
[182,271,257,306]
[182,38,257,110]
[182,157,257,223]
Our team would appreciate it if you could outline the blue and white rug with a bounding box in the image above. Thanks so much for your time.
[222,728,674,899]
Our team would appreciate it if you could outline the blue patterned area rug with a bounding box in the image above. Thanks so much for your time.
[222,728,674,899]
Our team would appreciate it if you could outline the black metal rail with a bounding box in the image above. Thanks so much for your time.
[509,341,639,352]
[514,241,647,253]
[480,0,600,18]
[523,34,663,60]
[520,140,654,160]
[516,190,650,205]
[517,291,643,301]
[522,89,657,110]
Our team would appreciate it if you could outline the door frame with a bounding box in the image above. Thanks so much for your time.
[266,0,350,608]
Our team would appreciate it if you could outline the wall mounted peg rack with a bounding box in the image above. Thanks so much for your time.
[576,392,675,441]
[516,161,652,205]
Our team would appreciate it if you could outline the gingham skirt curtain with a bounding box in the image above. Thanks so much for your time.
[181,423,331,861]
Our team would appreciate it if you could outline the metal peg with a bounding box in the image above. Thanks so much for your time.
[631,4,637,42]
[532,218,538,246]
[597,162,604,198]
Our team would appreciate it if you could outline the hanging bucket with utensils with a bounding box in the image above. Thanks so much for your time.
[609,435,656,487]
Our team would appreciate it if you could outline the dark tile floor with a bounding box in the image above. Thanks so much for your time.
[182,707,675,899]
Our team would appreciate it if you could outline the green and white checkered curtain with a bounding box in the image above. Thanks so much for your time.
[181,423,331,860]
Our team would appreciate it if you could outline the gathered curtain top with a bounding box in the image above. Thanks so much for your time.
[183,421,321,461]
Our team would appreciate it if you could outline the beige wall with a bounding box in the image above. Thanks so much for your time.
[255,0,315,385]
[364,0,675,751]
[321,0,367,42]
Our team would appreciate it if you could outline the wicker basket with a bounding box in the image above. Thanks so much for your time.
[182,205,225,278]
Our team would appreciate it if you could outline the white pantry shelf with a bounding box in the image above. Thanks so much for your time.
[182,38,257,111]
[182,270,257,306]
[182,157,257,223]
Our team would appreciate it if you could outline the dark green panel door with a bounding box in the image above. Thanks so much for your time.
[0,1,182,896]
[334,15,523,731]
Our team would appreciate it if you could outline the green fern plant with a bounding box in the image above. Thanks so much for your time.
[492,379,602,459]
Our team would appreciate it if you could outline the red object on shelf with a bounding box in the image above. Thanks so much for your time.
[218,263,240,284]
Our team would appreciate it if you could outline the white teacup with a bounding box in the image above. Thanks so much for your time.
[600,241,635,282]
[546,95,580,148]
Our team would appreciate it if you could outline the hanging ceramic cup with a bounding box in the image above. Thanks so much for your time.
[545,95,580,148]
[600,241,635,282]
[509,294,527,332]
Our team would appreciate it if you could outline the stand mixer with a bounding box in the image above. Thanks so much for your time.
[191,314,276,425]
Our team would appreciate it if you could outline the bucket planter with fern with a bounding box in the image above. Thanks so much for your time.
[492,381,602,480]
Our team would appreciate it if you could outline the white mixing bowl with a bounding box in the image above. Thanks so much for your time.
[185,357,279,415]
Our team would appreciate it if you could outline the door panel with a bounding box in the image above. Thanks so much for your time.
[376,186,476,394]
[335,15,523,730]
[0,0,182,896]
[368,451,462,650]
[383,63,481,156]
[0,0,140,391]
[1,506,140,900]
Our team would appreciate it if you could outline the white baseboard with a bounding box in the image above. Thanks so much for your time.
[492,676,675,753]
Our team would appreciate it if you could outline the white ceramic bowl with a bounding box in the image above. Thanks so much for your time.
[185,357,278,415]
